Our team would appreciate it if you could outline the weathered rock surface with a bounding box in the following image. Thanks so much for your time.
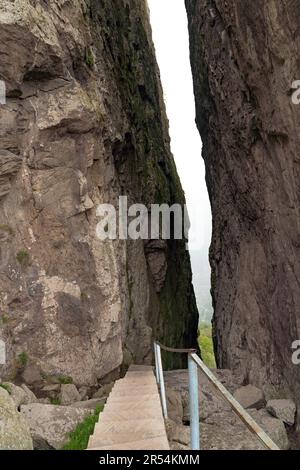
[21,403,92,449]
[266,399,296,426]
[185,0,300,407]
[233,385,265,410]
[0,387,33,449]
[21,384,38,403]
[1,382,33,408]
[78,386,89,401]
[165,419,190,449]
[249,410,290,450]
[60,384,80,405]
[70,398,106,410]
[32,435,55,451]
[92,382,114,400]
[0,0,198,386]
[165,369,243,423]
[165,369,291,450]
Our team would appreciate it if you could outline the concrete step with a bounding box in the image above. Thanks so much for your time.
[106,396,160,408]
[100,409,163,422]
[128,365,154,372]
[107,391,158,400]
[92,418,165,436]
[89,428,166,447]
[86,364,169,451]
[114,377,155,388]
[112,382,158,391]
[88,436,170,450]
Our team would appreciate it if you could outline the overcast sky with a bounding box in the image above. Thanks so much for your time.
[148,0,212,256]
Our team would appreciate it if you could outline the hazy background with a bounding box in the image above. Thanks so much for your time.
[148,0,212,322]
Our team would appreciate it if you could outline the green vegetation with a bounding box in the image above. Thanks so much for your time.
[62,405,104,450]
[58,375,73,384]
[198,323,216,368]
[85,49,94,68]
[0,314,9,325]
[0,383,12,394]
[50,397,61,405]
[80,292,88,302]
[16,249,30,266]
[17,352,29,368]
[0,224,14,236]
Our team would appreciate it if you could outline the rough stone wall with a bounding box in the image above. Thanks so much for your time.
[185,0,300,402]
[0,0,198,386]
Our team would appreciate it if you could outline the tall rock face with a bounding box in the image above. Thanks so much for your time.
[0,0,198,386]
[186,0,300,401]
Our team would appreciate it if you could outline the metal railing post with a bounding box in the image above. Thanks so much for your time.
[153,342,160,385]
[188,354,200,450]
[156,343,168,419]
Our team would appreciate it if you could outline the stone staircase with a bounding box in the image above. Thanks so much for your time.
[87,365,170,450]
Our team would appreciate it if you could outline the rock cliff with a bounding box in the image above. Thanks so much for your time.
[0,0,198,387]
[186,0,300,403]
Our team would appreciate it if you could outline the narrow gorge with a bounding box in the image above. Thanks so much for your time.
[1,0,300,453]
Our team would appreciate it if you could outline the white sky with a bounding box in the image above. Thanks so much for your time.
[148,0,212,256]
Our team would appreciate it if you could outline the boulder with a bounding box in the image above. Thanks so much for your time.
[164,369,242,424]
[21,364,42,385]
[21,384,38,403]
[266,399,296,426]
[233,385,265,409]
[38,398,51,404]
[32,435,55,450]
[1,382,37,408]
[20,403,92,449]
[78,386,89,401]
[92,382,114,399]
[182,384,231,423]
[0,387,33,449]
[165,419,190,447]
[201,413,265,450]
[249,409,290,450]
[70,398,106,410]
[1,382,27,408]
[166,389,183,424]
[42,384,60,393]
[60,384,80,405]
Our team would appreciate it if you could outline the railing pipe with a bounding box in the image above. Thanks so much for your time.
[155,342,168,419]
[153,342,160,385]
[188,354,200,450]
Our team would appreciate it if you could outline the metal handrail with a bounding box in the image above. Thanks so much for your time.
[153,341,280,451]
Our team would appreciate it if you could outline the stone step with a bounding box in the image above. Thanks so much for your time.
[88,436,170,450]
